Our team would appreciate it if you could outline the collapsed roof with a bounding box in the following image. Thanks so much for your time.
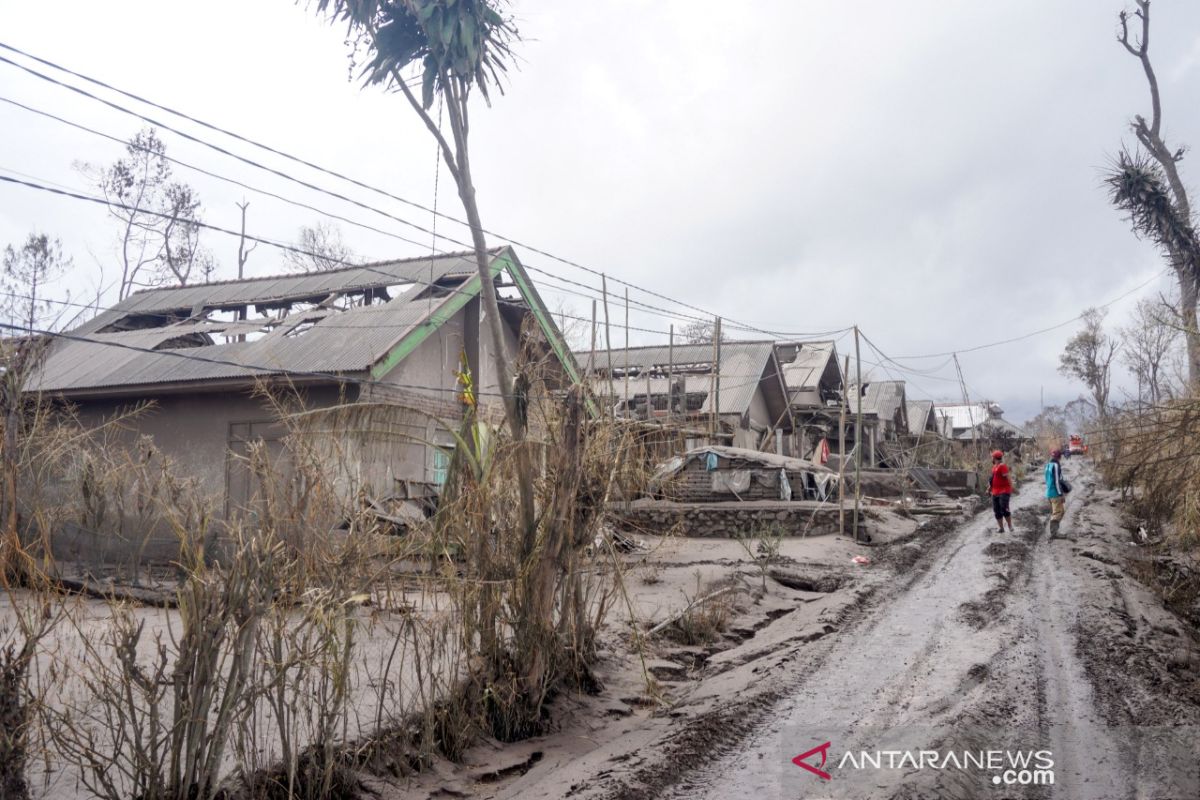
[26,246,578,398]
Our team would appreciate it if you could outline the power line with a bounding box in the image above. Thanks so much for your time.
[0,40,847,340]
[0,94,432,253]
[888,269,1170,360]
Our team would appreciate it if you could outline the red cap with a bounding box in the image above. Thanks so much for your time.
[991,450,1003,460]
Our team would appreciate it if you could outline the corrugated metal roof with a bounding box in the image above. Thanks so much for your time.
[580,340,779,416]
[27,250,493,394]
[951,416,1031,440]
[934,402,1002,431]
[775,340,839,393]
[906,400,935,434]
[84,252,480,320]
[848,381,906,426]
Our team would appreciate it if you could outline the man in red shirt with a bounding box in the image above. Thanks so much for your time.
[990,449,1014,533]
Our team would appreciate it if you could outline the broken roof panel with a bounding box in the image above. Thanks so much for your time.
[775,340,839,396]
[27,250,499,396]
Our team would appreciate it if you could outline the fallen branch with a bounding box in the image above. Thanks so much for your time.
[646,586,737,637]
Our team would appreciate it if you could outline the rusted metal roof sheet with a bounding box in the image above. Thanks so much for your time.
[27,251,490,395]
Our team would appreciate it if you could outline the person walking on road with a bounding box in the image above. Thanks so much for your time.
[990,449,1014,533]
[1044,449,1069,539]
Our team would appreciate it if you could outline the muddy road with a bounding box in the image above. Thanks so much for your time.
[658,468,1200,799]
[405,467,1200,800]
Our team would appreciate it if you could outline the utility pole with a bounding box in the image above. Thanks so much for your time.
[602,274,613,408]
[668,323,675,421]
[853,325,863,543]
[588,299,597,375]
[953,352,984,482]
[714,317,722,440]
[839,354,848,538]
[624,288,630,417]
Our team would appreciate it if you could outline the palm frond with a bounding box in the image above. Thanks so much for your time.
[1106,149,1200,281]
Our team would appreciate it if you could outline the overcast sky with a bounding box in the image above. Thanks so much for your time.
[3,0,1200,423]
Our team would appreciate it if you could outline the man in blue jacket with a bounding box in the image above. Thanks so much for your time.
[1044,449,1069,538]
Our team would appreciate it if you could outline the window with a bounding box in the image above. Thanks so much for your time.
[432,446,452,487]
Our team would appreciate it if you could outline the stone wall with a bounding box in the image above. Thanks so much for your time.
[612,500,845,538]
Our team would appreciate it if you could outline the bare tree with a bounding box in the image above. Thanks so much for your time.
[680,319,727,345]
[2,233,72,332]
[283,221,355,273]
[235,200,257,280]
[1108,0,1200,389]
[1060,308,1119,418]
[1119,296,1180,405]
[80,128,213,298]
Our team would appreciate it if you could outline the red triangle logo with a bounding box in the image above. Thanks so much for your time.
[792,741,833,780]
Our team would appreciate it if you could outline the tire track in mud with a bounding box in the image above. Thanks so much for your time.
[673,480,1146,800]
[682,491,1049,800]
[587,518,966,800]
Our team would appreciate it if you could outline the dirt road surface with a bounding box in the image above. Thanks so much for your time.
[383,465,1200,800]
[679,466,1198,799]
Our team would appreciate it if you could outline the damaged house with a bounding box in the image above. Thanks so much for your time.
[581,340,793,454]
[900,399,952,467]
[846,380,910,467]
[25,246,580,556]
[774,340,844,463]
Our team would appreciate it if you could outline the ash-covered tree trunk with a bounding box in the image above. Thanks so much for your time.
[1112,0,1200,389]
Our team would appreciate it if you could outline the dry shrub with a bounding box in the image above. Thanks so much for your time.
[2,325,634,796]
[426,375,622,742]
[0,591,60,800]
[1099,398,1200,545]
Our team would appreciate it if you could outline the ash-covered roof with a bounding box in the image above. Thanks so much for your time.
[906,399,937,434]
[935,402,1002,432]
[774,340,841,400]
[580,340,786,418]
[849,380,907,429]
[26,249,516,396]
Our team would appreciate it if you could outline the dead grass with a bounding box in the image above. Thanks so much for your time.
[0,332,642,797]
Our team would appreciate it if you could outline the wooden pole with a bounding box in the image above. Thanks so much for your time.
[588,299,597,380]
[602,274,613,407]
[853,325,863,543]
[713,317,722,440]
[668,324,675,421]
[839,354,848,537]
[623,287,630,417]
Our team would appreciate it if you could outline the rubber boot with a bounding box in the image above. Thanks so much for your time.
[1048,519,1060,539]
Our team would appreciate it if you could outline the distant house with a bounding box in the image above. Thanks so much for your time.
[934,401,1033,454]
[26,246,580,526]
[580,340,793,453]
